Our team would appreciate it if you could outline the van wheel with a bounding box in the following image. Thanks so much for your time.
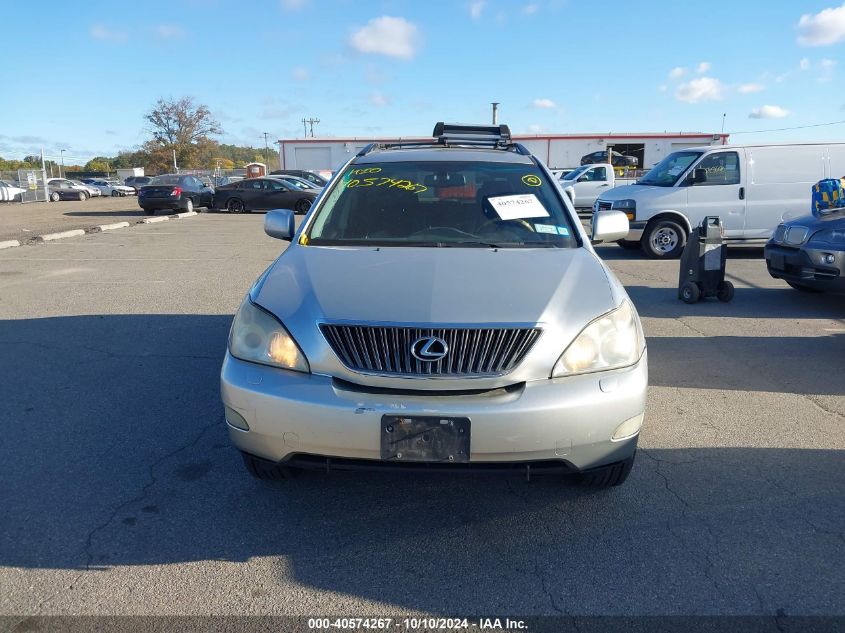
[580,454,635,489]
[642,219,686,258]
[617,239,640,250]
[241,452,299,481]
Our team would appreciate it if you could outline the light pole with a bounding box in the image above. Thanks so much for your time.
[60,149,66,178]
[263,132,270,170]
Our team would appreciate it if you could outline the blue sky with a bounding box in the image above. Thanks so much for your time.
[2,0,845,164]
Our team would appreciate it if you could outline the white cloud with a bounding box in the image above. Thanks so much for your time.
[797,2,845,46]
[821,57,838,69]
[749,105,790,119]
[668,66,687,79]
[280,0,306,10]
[523,3,539,15]
[369,92,389,107]
[155,24,184,39]
[532,98,556,109]
[738,83,765,93]
[696,61,711,73]
[292,67,309,81]
[469,1,486,19]
[800,57,811,70]
[349,16,421,60]
[90,24,127,42]
[675,77,725,103]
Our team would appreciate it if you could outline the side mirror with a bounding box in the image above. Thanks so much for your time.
[264,209,296,241]
[591,209,630,243]
[688,168,707,185]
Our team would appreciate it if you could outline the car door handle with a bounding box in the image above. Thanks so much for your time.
[738,186,745,200]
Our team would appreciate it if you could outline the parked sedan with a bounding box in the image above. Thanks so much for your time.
[766,212,845,294]
[138,174,214,215]
[48,181,88,202]
[90,179,136,197]
[580,150,639,168]
[213,177,319,214]
[269,169,328,188]
[0,180,24,202]
[266,175,322,191]
[47,178,99,199]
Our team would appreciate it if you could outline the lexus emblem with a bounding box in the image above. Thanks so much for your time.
[411,336,449,362]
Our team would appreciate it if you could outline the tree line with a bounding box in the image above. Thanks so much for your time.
[0,97,280,175]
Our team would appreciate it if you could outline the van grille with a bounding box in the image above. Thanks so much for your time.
[319,324,541,377]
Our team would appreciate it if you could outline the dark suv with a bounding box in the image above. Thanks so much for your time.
[137,174,214,215]
[125,176,153,193]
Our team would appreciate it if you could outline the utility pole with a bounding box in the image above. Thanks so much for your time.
[263,132,271,169]
[302,117,320,138]
[173,149,177,173]
[40,149,49,201]
[721,113,726,135]
[60,149,66,178]
[491,102,500,125]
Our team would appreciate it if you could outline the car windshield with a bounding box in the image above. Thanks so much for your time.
[561,166,590,181]
[150,175,180,185]
[637,151,702,186]
[305,160,578,249]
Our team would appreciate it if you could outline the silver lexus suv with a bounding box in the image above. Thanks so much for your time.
[221,123,647,488]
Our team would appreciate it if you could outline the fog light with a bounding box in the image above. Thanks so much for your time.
[823,254,835,264]
[612,412,643,441]
[224,405,249,431]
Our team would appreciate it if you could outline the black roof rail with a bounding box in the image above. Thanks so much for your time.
[432,122,511,141]
[356,123,526,156]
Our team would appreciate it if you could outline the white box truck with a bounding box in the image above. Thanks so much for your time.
[595,143,845,257]
[116,167,144,181]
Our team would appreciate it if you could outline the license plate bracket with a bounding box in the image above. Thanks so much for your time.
[380,416,470,463]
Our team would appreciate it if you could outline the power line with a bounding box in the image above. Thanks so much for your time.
[729,119,845,135]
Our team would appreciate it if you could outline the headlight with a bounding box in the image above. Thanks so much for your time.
[229,297,309,372]
[612,199,636,210]
[809,228,845,245]
[552,300,644,377]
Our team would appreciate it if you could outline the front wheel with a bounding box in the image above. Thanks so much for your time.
[681,281,701,304]
[227,198,246,214]
[580,453,636,489]
[111,190,119,197]
[642,219,686,259]
[77,191,87,201]
[294,198,312,214]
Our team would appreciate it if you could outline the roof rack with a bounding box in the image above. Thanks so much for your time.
[357,122,530,157]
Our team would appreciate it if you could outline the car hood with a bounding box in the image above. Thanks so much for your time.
[596,183,670,200]
[252,245,620,384]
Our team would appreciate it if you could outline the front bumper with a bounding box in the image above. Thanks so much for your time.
[220,351,648,472]
[765,242,845,292]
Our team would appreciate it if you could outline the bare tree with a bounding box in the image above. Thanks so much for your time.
[144,97,223,147]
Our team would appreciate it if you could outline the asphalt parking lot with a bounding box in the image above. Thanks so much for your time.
[1,215,843,625]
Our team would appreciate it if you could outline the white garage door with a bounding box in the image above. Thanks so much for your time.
[294,147,332,171]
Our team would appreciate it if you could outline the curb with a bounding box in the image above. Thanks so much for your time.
[37,229,86,242]
[94,221,131,232]
[1,210,202,250]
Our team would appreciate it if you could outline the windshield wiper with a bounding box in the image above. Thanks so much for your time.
[441,241,561,249]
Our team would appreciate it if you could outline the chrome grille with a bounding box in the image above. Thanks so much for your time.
[320,324,542,377]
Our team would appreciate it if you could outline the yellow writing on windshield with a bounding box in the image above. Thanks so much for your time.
[346,177,428,194]
[521,174,542,187]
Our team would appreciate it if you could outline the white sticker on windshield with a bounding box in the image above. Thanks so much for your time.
[488,194,549,220]
[535,223,557,234]
[667,166,683,176]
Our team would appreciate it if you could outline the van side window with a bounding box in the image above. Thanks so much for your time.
[694,152,740,186]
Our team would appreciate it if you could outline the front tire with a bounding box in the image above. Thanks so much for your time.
[227,198,246,214]
[294,198,312,214]
[111,190,119,197]
[642,219,686,259]
[580,454,636,489]
[681,281,701,304]
[77,191,87,201]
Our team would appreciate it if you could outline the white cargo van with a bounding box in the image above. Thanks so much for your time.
[595,143,845,257]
